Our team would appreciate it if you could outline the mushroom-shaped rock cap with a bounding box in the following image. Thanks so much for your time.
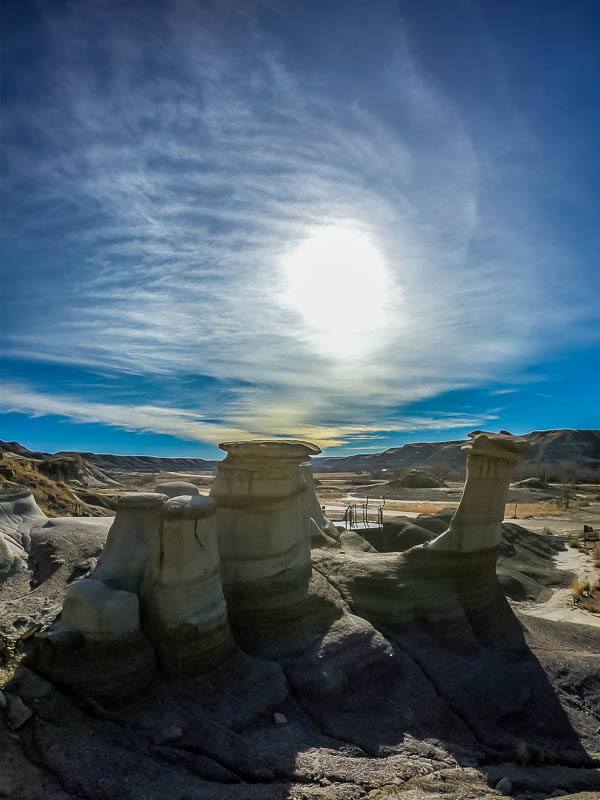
[464,431,530,461]
[218,440,321,459]
[154,481,200,498]
[116,492,168,509]
[161,494,216,520]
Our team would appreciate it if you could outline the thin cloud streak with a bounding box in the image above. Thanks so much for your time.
[1,1,585,449]
[0,382,497,450]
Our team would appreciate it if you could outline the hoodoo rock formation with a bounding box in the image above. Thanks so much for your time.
[3,432,599,799]
[312,432,530,648]
[26,432,532,696]
[141,495,233,676]
[209,440,320,652]
[30,491,235,698]
[425,432,529,553]
[92,492,167,592]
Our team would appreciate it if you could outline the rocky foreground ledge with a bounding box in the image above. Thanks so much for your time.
[1,434,599,800]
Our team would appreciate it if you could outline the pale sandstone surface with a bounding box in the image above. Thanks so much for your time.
[209,440,319,653]
[141,494,234,676]
[154,480,201,498]
[92,491,167,592]
[1,435,599,799]
[61,578,140,639]
[425,433,530,553]
[0,487,48,565]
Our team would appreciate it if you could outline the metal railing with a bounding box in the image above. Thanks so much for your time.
[343,498,385,530]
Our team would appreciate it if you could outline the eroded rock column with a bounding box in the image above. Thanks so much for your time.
[28,493,168,702]
[93,492,167,592]
[210,440,320,648]
[426,433,530,553]
[405,432,530,644]
[141,495,233,676]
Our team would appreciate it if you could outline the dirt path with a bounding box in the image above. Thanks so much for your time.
[517,546,600,628]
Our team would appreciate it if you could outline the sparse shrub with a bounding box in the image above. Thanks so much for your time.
[572,577,593,599]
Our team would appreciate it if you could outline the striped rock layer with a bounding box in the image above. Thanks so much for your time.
[28,431,530,703]
[313,432,530,649]
[141,495,233,676]
[31,492,233,699]
[210,440,320,653]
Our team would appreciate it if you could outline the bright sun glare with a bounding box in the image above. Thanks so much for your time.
[282,225,390,356]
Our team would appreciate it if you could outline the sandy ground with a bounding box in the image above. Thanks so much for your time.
[516,546,600,628]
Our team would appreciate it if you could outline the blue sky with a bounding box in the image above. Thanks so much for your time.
[1,0,599,458]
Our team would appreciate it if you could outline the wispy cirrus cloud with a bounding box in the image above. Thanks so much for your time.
[0,0,588,451]
[0,381,497,450]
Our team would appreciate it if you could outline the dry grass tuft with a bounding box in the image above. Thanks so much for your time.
[571,576,596,599]
[379,500,459,515]
[503,501,569,519]
[0,454,104,517]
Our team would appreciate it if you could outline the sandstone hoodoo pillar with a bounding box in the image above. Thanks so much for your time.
[29,492,169,702]
[141,495,233,677]
[93,492,167,592]
[406,432,530,644]
[210,440,321,648]
[427,432,530,553]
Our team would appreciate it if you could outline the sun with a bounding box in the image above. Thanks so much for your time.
[281,225,390,356]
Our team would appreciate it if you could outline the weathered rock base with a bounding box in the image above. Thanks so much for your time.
[150,616,235,678]
[222,564,314,656]
[29,630,157,704]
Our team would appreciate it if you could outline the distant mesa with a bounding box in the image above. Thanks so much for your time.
[311,428,600,473]
[0,439,220,473]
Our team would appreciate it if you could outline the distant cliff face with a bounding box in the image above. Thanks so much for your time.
[311,429,600,473]
[2,429,599,475]
[0,441,219,473]
[55,451,220,473]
